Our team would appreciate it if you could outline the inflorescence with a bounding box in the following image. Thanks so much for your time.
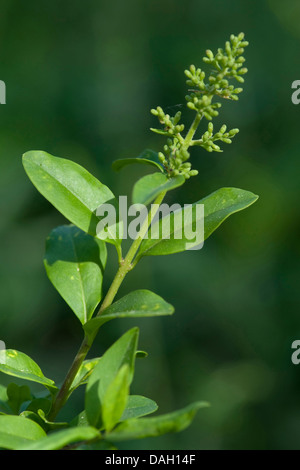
[150,32,249,179]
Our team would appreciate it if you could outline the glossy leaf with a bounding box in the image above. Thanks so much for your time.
[84,290,174,338]
[17,426,100,450]
[112,149,163,173]
[102,364,130,432]
[0,415,47,450]
[138,187,259,257]
[0,349,57,392]
[44,225,107,324]
[120,395,158,421]
[85,328,139,427]
[22,151,121,244]
[107,401,209,441]
[132,173,185,206]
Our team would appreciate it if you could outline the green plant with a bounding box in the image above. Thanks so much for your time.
[0,33,257,450]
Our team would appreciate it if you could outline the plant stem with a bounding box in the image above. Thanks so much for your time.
[182,112,202,149]
[48,190,166,421]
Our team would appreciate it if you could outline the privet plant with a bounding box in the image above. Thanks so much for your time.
[0,33,257,450]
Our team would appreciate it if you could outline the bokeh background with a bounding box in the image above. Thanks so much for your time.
[0,0,300,450]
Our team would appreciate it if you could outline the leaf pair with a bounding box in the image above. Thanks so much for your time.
[0,330,208,450]
[22,151,181,326]
[23,151,258,260]
[44,228,174,328]
[84,327,209,443]
[85,328,139,431]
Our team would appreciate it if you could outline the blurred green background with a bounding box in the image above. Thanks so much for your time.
[0,0,300,450]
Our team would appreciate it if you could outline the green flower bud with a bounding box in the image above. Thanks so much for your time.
[158,152,166,163]
[181,162,191,169]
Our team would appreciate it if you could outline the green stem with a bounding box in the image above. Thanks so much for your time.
[48,190,166,421]
[182,112,202,149]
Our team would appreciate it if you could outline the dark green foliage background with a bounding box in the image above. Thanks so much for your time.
[0,0,299,449]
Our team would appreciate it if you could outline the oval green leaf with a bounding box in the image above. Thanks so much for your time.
[132,173,185,206]
[138,187,259,257]
[0,415,47,450]
[16,426,100,450]
[0,349,57,392]
[107,401,209,441]
[44,225,107,324]
[22,151,121,245]
[120,395,158,421]
[84,290,174,338]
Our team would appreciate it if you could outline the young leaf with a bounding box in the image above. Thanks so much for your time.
[107,401,209,441]
[44,225,107,325]
[16,426,100,450]
[0,415,47,450]
[0,349,57,392]
[70,358,101,393]
[84,290,174,338]
[22,151,121,245]
[101,364,130,432]
[112,149,163,173]
[85,328,139,427]
[138,187,258,257]
[120,395,158,421]
[132,173,185,206]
